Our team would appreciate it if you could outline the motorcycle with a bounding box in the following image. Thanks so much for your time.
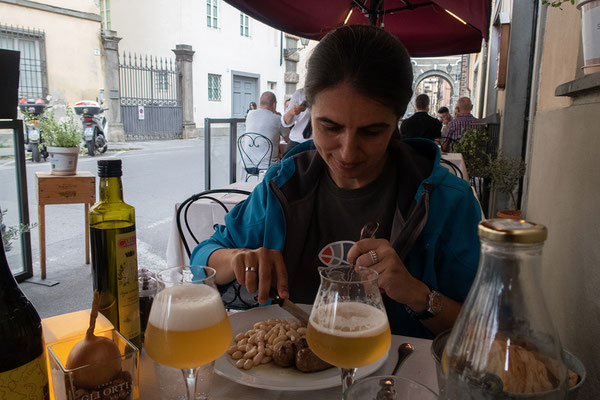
[18,97,49,162]
[74,100,108,156]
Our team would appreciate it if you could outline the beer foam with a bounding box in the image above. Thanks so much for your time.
[309,302,389,337]
[148,284,226,331]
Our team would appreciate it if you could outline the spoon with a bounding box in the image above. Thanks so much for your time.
[391,342,415,375]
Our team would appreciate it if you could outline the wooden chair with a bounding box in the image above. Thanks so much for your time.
[237,132,274,181]
[176,189,258,310]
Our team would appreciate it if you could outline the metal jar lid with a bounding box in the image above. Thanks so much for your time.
[478,219,547,244]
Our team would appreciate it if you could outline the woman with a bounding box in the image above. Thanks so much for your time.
[191,25,481,339]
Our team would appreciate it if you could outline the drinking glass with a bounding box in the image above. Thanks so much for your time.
[306,266,391,397]
[144,266,232,400]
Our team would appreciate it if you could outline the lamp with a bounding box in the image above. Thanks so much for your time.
[284,38,310,57]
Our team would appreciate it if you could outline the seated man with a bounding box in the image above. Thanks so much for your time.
[244,91,290,168]
[437,106,452,144]
[443,97,478,152]
[400,94,442,142]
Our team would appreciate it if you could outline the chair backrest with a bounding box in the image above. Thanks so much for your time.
[440,158,463,179]
[237,132,274,178]
[176,189,257,310]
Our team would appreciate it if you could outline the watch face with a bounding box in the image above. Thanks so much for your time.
[428,291,442,315]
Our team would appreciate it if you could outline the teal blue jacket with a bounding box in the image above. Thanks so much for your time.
[191,139,481,338]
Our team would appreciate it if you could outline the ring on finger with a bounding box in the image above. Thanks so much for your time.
[368,250,379,265]
[245,265,257,272]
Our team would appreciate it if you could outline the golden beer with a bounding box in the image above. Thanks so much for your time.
[145,284,232,369]
[306,302,391,369]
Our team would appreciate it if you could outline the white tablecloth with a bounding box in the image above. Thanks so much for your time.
[139,334,439,399]
[166,181,258,267]
[441,152,469,182]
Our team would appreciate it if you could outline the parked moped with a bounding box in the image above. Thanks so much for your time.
[18,97,49,162]
[74,100,108,156]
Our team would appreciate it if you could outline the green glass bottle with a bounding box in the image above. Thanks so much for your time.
[90,159,141,348]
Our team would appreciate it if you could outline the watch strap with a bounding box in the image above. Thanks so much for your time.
[405,288,441,320]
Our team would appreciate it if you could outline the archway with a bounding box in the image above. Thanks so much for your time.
[413,69,456,115]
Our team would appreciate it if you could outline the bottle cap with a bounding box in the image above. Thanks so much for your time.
[98,159,122,177]
[478,219,547,244]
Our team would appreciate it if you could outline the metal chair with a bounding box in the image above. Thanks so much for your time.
[237,132,274,181]
[440,158,463,179]
[176,188,258,310]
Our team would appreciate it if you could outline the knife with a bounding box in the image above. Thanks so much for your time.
[269,289,310,325]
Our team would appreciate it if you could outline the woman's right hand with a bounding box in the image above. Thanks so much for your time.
[230,247,289,305]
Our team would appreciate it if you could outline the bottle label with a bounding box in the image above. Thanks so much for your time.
[0,353,49,399]
[115,230,141,341]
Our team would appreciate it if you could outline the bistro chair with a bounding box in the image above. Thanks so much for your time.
[176,188,258,310]
[440,158,463,179]
[237,132,274,181]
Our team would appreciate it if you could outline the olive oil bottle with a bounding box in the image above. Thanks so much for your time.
[90,159,141,348]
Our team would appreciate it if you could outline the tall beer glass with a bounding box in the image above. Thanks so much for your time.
[306,266,391,397]
[145,266,232,399]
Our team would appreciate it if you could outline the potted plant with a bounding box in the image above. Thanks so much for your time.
[454,128,489,179]
[485,153,527,220]
[38,107,81,175]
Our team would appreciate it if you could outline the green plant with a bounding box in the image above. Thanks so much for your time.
[38,107,81,148]
[454,128,489,178]
[1,208,37,252]
[542,0,574,8]
[485,153,526,210]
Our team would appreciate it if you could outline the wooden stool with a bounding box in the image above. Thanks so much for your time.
[35,171,96,279]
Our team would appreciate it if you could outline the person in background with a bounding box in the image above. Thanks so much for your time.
[443,97,478,152]
[191,25,481,339]
[281,88,311,150]
[245,101,257,118]
[399,94,442,141]
[244,91,290,167]
[437,106,452,146]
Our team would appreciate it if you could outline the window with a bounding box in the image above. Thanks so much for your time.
[156,71,170,91]
[268,81,277,91]
[240,13,249,37]
[0,24,46,99]
[100,0,111,30]
[207,0,218,28]
[208,74,221,101]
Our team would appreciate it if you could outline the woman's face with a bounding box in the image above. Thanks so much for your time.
[311,84,398,189]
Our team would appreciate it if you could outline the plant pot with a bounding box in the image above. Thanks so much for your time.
[577,0,600,75]
[47,146,79,176]
[496,209,522,220]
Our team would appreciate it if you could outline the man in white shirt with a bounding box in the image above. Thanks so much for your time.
[281,88,311,148]
[244,91,290,168]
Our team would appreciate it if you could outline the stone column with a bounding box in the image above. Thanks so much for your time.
[101,30,125,142]
[172,44,197,139]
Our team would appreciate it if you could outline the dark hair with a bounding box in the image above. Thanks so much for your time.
[415,94,430,110]
[437,106,449,114]
[249,102,257,109]
[304,25,413,118]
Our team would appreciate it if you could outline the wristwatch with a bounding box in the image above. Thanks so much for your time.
[406,289,442,320]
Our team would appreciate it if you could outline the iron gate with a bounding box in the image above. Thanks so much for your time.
[119,52,182,140]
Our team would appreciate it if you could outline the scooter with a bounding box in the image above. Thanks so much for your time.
[74,100,108,156]
[18,98,49,162]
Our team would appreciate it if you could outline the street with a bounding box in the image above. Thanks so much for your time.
[2,135,241,317]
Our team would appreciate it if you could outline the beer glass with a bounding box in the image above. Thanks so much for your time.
[306,266,391,396]
[145,266,232,400]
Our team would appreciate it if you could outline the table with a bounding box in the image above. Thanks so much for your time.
[35,171,96,280]
[441,152,469,182]
[139,335,438,399]
[166,181,258,267]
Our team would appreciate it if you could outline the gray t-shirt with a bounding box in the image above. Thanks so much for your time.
[289,160,399,303]
[244,108,289,166]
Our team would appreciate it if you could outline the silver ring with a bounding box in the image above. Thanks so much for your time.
[369,250,379,265]
[245,266,257,272]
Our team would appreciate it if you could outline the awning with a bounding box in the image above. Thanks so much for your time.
[224,0,491,57]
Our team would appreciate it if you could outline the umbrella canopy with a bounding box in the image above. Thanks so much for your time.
[224,0,490,57]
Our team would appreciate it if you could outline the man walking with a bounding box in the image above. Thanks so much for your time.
[443,97,478,152]
[245,91,290,167]
[400,94,442,141]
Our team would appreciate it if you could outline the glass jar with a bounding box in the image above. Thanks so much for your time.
[138,268,157,343]
[440,219,568,399]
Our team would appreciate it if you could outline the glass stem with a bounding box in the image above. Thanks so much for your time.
[341,367,357,396]
[181,368,197,400]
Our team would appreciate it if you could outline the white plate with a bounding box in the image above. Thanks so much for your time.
[214,304,389,391]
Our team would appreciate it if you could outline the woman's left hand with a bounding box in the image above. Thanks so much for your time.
[347,239,429,310]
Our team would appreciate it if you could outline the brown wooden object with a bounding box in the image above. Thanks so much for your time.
[35,171,96,279]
